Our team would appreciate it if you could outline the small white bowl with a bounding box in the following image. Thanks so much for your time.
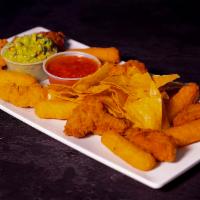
[1,44,51,81]
[43,51,101,85]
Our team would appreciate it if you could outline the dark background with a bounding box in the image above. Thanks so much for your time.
[0,0,200,199]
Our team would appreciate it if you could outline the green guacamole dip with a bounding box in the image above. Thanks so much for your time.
[3,33,57,63]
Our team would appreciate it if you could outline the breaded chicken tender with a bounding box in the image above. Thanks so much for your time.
[167,83,199,122]
[173,104,200,126]
[65,96,131,138]
[165,119,200,146]
[123,128,176,162]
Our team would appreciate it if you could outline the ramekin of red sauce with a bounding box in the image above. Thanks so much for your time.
[43,51,101,85]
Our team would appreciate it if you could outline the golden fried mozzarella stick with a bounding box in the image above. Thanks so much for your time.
[102,131,157,171]
[69,47,120,63]
[165,119,200,146]
[35,100,78,120]
[167,83,199,121]
[173,104,200,126]
[124,128,176,162]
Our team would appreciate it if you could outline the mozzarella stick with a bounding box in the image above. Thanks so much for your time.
[35,100,77,120]
[69,47,120,63]
[102,131,157,171]
[173,104,200,126]
[167,83,199,122]
[165,119,200,146]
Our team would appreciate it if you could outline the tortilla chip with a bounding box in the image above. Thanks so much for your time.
[73,62,113,92]
[87,84,110,94]
[124,81,162,130]
[152,74,180,88]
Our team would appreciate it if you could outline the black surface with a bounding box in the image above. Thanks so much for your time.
[0,0,200,199]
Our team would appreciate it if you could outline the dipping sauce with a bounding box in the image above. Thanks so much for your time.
[46,55,99,78]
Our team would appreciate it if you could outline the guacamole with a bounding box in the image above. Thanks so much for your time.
[3,33,57,63]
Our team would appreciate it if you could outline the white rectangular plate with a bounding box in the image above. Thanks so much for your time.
[1,27,200,189]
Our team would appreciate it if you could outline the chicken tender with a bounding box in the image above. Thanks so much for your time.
[65,96,131,138]
[35,100,78,119]
[173,104,200,126]
[165,119,200,146]
[123,128,176,162]
[69,47,120,63]
[167,83,199,122]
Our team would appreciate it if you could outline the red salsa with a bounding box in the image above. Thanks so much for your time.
[46,55,99,78]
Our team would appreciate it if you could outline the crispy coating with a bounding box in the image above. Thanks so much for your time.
[123,128,176,162]
[64,96,131,138]
[165,119,200,146]
[173,104,200,126]
[167,83,199,122]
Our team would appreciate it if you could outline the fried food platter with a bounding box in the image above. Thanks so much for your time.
[0,27,200,189]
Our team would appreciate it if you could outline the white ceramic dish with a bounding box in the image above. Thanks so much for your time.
[1,27,200,189]
[1,34,55,81]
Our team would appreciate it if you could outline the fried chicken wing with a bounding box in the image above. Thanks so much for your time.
[40,31,65,51]
[123,128,176,162]
[64,96,131,138]
[173,103,200,126]
[167,83,199,122]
